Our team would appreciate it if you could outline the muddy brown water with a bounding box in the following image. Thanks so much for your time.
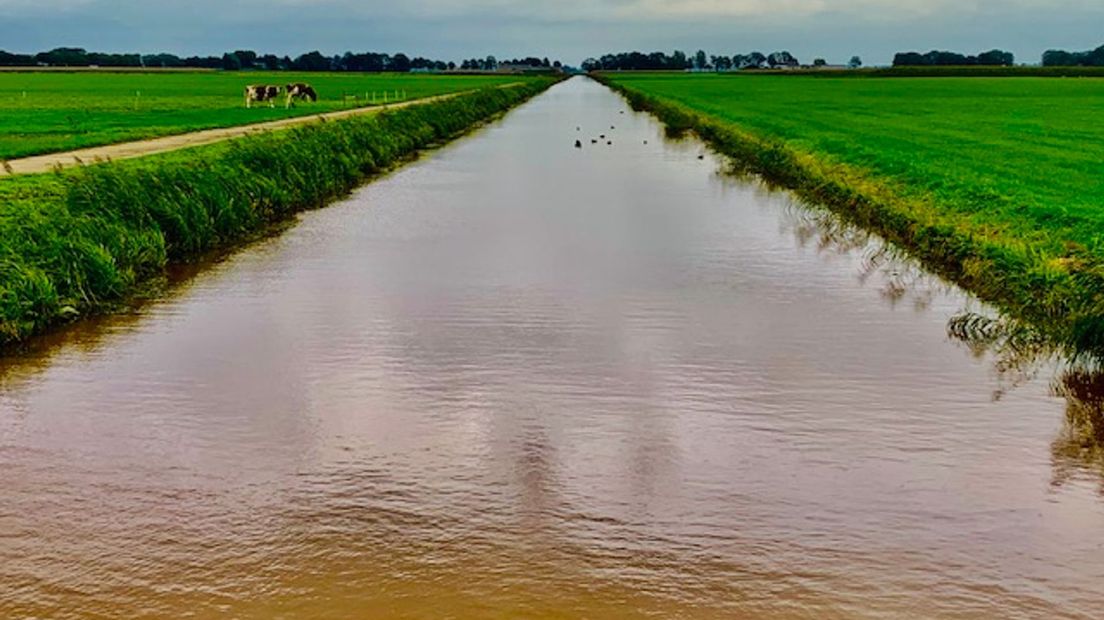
[2,77,1103,619]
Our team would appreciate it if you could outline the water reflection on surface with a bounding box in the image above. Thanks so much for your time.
[775,177,1104,497]
[2,77,1104,619]
[779,202,947,312]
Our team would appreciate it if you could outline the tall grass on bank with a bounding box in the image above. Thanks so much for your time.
[0,79,556,345]
[594,74,1104,355]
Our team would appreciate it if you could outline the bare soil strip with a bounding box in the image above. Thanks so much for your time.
[0,87,512,177]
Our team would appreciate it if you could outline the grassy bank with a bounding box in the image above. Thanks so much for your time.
[0,71,521,159]
[0,78,556,345]
[595,73,1104,355]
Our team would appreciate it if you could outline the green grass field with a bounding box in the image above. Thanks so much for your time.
[0,71,521,159]
[600,72,1104,351]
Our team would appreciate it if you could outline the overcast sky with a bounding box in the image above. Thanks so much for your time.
[1,0,1101,66]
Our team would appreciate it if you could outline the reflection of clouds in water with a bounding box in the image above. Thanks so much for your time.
[757,182,1104,477]
[777,199,952,311]
[774,200,1089,401]
[703,139,1104,485]
[951,317,1104,488]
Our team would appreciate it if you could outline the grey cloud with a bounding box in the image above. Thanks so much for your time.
[0,0,1101,66]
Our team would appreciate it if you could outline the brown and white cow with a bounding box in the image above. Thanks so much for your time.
[244,84,281,108]
[285,83,318,108]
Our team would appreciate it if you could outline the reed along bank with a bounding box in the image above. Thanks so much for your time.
[0,78,557,345]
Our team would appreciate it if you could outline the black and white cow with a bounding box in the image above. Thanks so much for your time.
[244,84,281,108]
[285,83,318,108]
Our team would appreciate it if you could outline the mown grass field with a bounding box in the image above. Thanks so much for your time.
[600,72,1104,351]
[0,71,521,159]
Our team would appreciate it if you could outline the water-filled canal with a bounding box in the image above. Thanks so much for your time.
[2,77,1102,618]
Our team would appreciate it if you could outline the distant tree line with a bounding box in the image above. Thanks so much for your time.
[892,49,1014,67]
[0,47,563,72]
[0,47,143,67]
[581,50,818,72]
[1041,44,1104,67]
[459,56,560,71]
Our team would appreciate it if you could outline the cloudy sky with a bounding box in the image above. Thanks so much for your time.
[1,0,1101,66]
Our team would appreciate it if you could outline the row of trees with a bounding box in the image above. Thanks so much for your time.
[459,56,561,70]
[1042,45,1104,67]
[581,50,860,72]
[228,51,455,72]
[0,47,143,67]
[892,49,1015,66]
[0,47,563,72]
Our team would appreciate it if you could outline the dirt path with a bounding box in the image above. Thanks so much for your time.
[0,88,509,177]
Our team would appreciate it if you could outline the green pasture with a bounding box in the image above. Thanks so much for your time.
[602,72,1104,257]
[0,71,521,159]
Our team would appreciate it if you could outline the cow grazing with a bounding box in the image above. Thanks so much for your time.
[285,83,318,108]
[245,84,280,108]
